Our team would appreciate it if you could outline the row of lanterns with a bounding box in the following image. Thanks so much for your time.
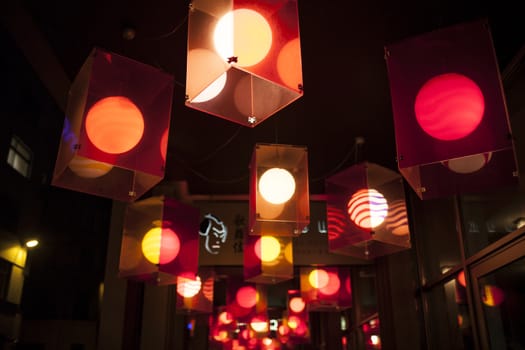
[48,0,518,347]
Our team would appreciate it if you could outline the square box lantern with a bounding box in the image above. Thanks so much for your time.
[186,0,303,127]
[175,268,215,314]
[326,162,411,259]
[299,266,352,311]
[52,47,174,202]
[119,196,200,285]
[385,19,518,200]
[281,289,310,343]
[244,234,294,284]
[249,143,309,236]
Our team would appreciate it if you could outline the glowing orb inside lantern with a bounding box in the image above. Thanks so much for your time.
[347,189,388,229]
[309,269,329,289]
[160,128,169,161]
[218,311,234,325]
[177,275,202,298]
[278,324,290,336]
[192,72,227,103]
[141,227,180,265]
[289,297,305,313]
[444,152,492,174]
[68,156,113,178]
[414,73,485,141]
[236,286,257,309]
[319,271,340,296]
[287,315,301,330]
[250,316,268,333]
[214,9,272,67]
[370,335,381,346]
[259,168,296,204]
[457,270,466,287]
[85,96,144,154]
[482,285,505,307]
[254,236,281,262]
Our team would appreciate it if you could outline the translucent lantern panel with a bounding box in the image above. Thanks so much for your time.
[226,279,267,323]
[175,268,215,314]
[119,196,200,285]
[52,47,173,202]
[299,266,352,311]
[385,19,518,200]
[186,0,303,127]
[244,234,293,284]
[326,162,411,259]
[249,143,309,236]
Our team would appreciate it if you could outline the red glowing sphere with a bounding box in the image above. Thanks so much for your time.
[415,73,484,141]
[236,286,257,309]
[319,271,340,296]
[457,270,466,287]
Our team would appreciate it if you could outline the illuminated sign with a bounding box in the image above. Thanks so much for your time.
[199,213,228,255]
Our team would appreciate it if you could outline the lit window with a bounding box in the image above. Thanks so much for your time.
[7,136,32,178]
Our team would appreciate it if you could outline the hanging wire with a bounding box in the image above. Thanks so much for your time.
[171,153,249,184]
[143,14,189,41]
[310,136,365,182]
[193,126,243,165]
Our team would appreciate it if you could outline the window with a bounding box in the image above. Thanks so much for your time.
[7,135,32,178]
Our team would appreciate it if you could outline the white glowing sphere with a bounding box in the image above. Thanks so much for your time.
[214,9,272,67]
[192,72,227,103]
[177,275,202,298]
[258,168,296,204]
[347,189,388,229]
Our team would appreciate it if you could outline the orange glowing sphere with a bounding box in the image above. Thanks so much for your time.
[236,286,257,309]
[308,269,329,289]
[214,9,272,67]
[141,227,180,265]
[415,73,484,141]
[457,270,466,287]
[482,285,505,307]
[85,96,144,154]
[277,38,302,90]
[177,275,202,298]
[254,236,281,262]
[289,297,305,313]
[68,156,113,178]
[347,189,388,229]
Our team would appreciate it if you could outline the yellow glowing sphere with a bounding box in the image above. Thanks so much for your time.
[68,156,113,178]
[255,236,281,262]
[214,9,272,67]
[259,168,296,205]
[85,96,144,154]
[309,269,329,289]
[141,227,180,265]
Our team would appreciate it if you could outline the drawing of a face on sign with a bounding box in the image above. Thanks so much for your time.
[199,213,228,255]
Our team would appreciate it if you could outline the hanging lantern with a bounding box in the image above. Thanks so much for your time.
[384,19,518,200]
[186,0,303,127]
[119,196,200,285]
[299,266,352,311]
[52,47,174,202]
[249,143,309,236]
[176,268,215,314]
[225,278,268,325]
[244,234,294,284]
[326,162,411,259]
[282,289,310,344]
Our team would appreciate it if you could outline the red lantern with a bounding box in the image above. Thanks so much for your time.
[385,19,518,199]
[52,47,173,202]
[118,196,200,285]
[186,0,303,127]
